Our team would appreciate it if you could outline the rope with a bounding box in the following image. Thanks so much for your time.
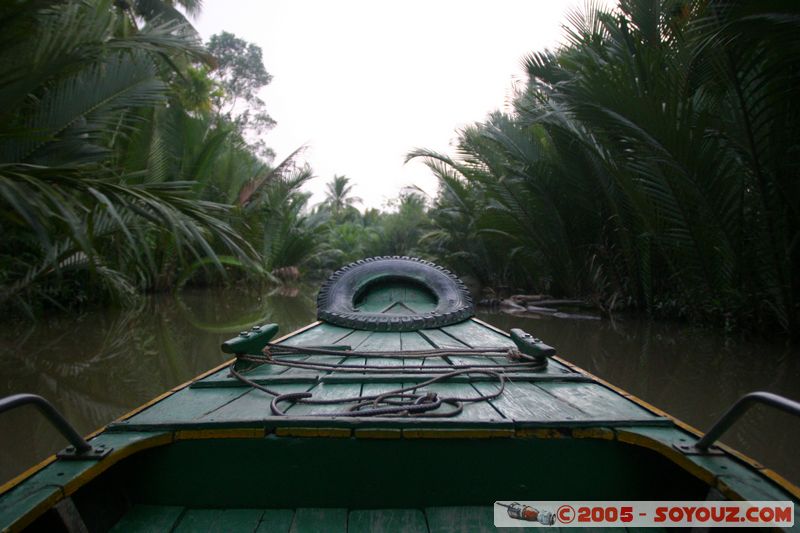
[229,342,548,418]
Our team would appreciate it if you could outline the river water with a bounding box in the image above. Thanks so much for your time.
[1,286,798,487]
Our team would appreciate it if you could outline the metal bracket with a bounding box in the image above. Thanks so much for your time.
[673,391,800,456]
[0,393,108,461]
[673,442,724,455]
[56,443,113,460]
[695,391,800,451]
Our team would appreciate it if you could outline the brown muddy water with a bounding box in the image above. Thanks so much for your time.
[1,286,798,488]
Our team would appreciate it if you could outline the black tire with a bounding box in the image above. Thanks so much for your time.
[317,256,474,331]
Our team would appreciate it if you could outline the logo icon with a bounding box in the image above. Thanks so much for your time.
[556,504,576,524]
[495,502,556,525]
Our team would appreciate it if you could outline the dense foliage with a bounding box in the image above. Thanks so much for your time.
[0,0,430,316]
[3,0,797,338]
[411,0,800,334]
[0,0,312,314]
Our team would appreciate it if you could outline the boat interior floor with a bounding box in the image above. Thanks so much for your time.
[106,504,667,532]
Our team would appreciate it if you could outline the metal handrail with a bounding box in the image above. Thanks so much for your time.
[696,391,800,450]
[0,394,92,454]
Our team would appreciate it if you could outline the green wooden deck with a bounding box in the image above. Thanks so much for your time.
[112,319,663,432]
[110,504,663,533]
[2,282,799,532]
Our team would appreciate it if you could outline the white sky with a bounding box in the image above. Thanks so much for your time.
[193,1,590,209]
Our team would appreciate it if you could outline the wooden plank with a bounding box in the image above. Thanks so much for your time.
[337,329,374,348]
[403,330,505,422]
[192,375,319,388]
[360,381,406,416]
[358,331,402,368]
[240,360,314,381]
[348,509,427,533]
[447,320,573,374]
[319,373,592,384]
[400,331,445,369]
[269,338,392,415]
[280,323,354,347]
[173,509,263,533]
[417,327,499,414]
[419,328,469,349]
[441,321,516,348]
[284,382,363,415]
[295,331,374,421]
[472,382,589,422]
[125,387,251,425]
[260,330,372,416]
[255,509,294,533]
[426,506,512,533]
[202,384,313,421]
[0,483,60,533]
[419,381,507,423]
[279,329,364,379]
[537,382,656,420]
[290,508,347,533]
[422,325,509,371]
[199,324,357,387]
[331,330,376,374]
[110,505,184,532]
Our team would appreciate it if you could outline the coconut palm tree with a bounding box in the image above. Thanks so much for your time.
[323,175,361,220]
[0,0,254,313]
[414,0,800,333]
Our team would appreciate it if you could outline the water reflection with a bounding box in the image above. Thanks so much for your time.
[0,286,316,483]
[481,312,800,486]
[0,292,797,488]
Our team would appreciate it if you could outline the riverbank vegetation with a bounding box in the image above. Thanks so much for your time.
[0,0,260,313]
[412,0,800,335]
[1,0,798,337]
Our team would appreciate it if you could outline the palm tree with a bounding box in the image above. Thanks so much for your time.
[323,175,361,219]
[413,0,800,333]
[120,0,204,26]
[0,0,253,313]
[251,168,326,275]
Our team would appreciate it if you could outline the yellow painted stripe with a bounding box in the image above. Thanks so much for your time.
[175,428,266,440]
[275,427,351,438]
[354,428,402,439]
[571,427,615,440]
[62,433,174,497]
[758,469,800,501]
[616,429,716,486]
[515,428,568,439]
[402,428,514,439]
[0,456,56,500]
[2,433,173,532]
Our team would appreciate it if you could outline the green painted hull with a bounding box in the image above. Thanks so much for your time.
[1,281,798,531]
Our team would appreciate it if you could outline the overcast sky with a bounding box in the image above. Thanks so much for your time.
[193,1,591,209]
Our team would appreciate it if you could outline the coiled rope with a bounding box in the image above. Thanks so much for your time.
[230,343,547,418]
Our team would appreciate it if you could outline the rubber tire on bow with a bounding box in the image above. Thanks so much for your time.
[317,256,474,332]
